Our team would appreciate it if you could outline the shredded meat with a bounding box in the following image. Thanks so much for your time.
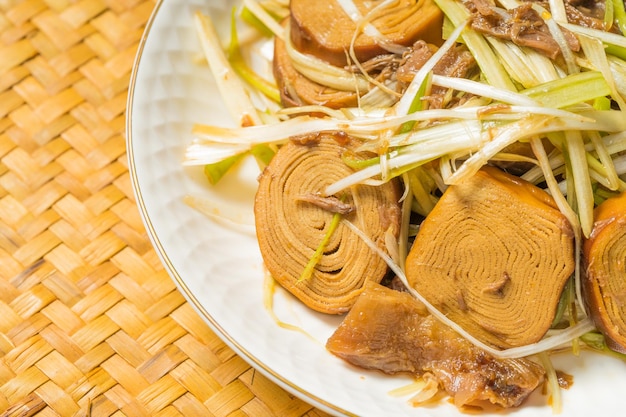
[512,4,579,58]
[396,42,438,83]
[564,0,611,27]
[466,0,515,38]
[465,0,620,59]
[465,0,579,59]
[396,41,477,108]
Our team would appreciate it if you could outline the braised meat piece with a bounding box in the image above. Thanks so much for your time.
[326,282,545,409]
[465,0,580,59]
[396,41,477,108]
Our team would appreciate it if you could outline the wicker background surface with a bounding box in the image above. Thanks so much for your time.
[0,0,331,415]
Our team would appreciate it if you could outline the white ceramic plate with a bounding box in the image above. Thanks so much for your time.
[126,1,626,415]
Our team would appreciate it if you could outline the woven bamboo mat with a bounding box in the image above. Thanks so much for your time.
[0,1,331,416]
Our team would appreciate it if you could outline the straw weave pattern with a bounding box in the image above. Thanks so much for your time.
[0,0,330,415]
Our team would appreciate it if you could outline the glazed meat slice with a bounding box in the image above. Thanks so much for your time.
[326,282,545,409]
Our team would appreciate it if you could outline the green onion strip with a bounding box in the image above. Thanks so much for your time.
[298,211,343,282]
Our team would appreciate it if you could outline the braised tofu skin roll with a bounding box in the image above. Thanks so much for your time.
[255,132,402,314]
[273,26,360,109]
[289,0,444,67]
[583,191,626,352]
[405,166,575,349]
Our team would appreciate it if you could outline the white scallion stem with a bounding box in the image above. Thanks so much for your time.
[284,24,371,92]
[243,0,285,40]
[194,12,261,127]
[579,34,626,110]
[547,0,567,22]
[588,130,621,190]
[539,352,563,414]
[486,36,561,87]
[564,130,594,238]
[561,22,626,48]
[447,113,626,185]
[337,0,409,55]
[530,138,587,317]
[431,74,539,106]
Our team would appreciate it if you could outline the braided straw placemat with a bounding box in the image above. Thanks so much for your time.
[0,1,331,415]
